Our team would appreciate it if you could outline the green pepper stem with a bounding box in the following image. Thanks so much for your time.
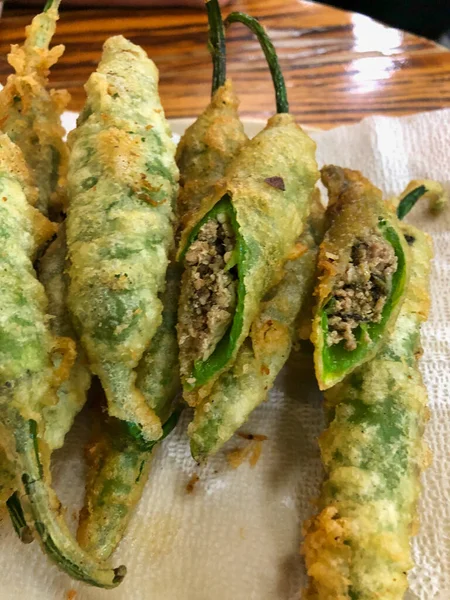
[16,418,126,588]
[44,0,60,13]
[224,12,289,114]
[206,0,226,95]
[6,492,34,544]
[397,185,427,220]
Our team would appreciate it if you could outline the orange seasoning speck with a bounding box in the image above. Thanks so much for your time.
[67,590,77,600]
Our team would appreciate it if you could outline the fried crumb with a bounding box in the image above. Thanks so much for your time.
[186,473,199,494]
[260,364,270,376]
[238,432,268,442]
[249,440,264,468]
[287,242,308,261]
[227,433,268,469]
[227,443,254,469]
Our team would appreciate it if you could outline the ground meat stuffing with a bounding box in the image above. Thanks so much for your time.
[326,233,398,351]
[180,213,237,365]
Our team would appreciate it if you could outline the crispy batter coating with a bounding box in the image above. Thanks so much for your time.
[0,1,70,217]
[77,263,181,561]
[67,36,179,443]
[39,227,91,450]
[0,134,55,400]
[311,166,410,390]
[175,80,247,228]
[0,135,123,588]
[77,403,152,561]
[178,113,319,397]
[302,223,432,600]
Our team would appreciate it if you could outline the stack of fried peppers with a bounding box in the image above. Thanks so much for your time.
[0,0,442,595]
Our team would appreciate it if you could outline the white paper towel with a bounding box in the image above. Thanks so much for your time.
[0,109,449,600]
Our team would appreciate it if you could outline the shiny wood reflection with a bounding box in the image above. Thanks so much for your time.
[1,0,450,127]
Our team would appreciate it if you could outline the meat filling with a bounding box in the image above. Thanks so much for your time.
[326,233,398,351]
[179,214,237,370]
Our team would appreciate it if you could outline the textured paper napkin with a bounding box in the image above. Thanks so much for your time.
[0,109,449,600]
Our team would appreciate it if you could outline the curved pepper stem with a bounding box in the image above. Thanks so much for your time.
[224,12,289,114]
[396,180,448,219]
[6,492,34,544]
[44,0,60,11]
[206,0,226,95]
[15,417,126,588]
[397,185,427,220]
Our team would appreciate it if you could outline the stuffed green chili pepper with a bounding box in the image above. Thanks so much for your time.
[188,12,324,459]
[67,35,179,445]
[75,0,244,559]
[0,133,125,587]
[177,17,319,402]
[0,0,69,218]
[190,194,325,459]
[311,166,410,390]
[302,169,433,600]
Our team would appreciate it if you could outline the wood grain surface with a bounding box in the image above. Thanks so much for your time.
[2,0,450,127]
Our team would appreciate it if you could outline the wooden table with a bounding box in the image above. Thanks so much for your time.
[2,0,450,128]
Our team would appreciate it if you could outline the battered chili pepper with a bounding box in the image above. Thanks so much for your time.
[188,12,324,459]
[396,178,448,219]
[177,12,319,399]
[5,228,92,544]
[66,36,179,446]
[74,0,238,559]
[311,166,410,390]
[302,172,434,599]
[76,264,182,561]
[0,133,125,587]
[0,0,70,218]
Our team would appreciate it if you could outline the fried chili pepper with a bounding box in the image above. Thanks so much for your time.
[311,166,410,390]
[188,13,323,459]
[76,265,181,561]
[0,0,70,218]
[190,195,325,460]
[76,403,180,561]
[67,36,179,446]
[0,134,125,587]
[175,1,247,231]
[39,227,92,449]
[177,14,319,400]
[302,187,433,599]
[75,0,243,559]
[5,227,91,543]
